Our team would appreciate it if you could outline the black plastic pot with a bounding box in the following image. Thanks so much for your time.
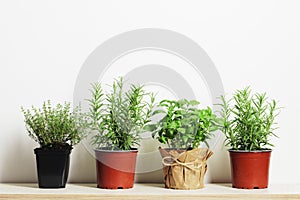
[34,148,71,188]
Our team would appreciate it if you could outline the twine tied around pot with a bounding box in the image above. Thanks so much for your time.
[162,156,205,171]
[159,147,213,190]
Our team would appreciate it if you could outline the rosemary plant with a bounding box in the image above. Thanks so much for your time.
[218,87,281,151]
[87,77,155,150]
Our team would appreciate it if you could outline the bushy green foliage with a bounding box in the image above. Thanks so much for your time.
[87,77,155,150]
[218,87,280,151]
[147,99,219,149]
[21,101,86,150]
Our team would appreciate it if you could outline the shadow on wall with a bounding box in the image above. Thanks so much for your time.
[0,129,231,183]
[135,134,231,183]
[68,143,96,183]
[0,128,37,183]
[135,138,164,183]
[69,138,164,183]
[0,128,97,184]
[68,138,164,183]
[208,133,231,183]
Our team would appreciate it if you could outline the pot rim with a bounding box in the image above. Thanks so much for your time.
[94,147,138,153]
[160,147,188,150]
[228,149,272,153]
[160,147,211,151]
[34,147,72,154]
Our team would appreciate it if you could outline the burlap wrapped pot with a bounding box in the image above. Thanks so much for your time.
[159,147,213,190]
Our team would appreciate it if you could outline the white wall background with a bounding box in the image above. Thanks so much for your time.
[0,0,300,184]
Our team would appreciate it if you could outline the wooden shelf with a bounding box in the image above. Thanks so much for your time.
[1,183,300,200]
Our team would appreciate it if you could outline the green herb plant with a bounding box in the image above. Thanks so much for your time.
[87,77,155,150]
[147,99,219,149]
[218,87,280,151]
[21,101,86,150]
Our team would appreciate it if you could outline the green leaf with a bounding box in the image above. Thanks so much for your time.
[144,124,157,132]
[178,128,186,133]
[152,109,166,115]
[189,100,200,106]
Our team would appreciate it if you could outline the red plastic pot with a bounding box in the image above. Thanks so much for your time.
[229,150,271,189]
[95,148,138,189]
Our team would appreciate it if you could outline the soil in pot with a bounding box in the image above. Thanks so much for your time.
[95,148,138,189]
[159,147,213,190]
[34,147,71,188]
[229,150,271,189]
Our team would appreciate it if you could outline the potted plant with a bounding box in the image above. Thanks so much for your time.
[86,77,155,189]
[146,99,218,190]
[21,101,86,188]
[218,87,281,189]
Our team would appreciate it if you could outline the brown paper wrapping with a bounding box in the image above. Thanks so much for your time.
[159,147,213,190]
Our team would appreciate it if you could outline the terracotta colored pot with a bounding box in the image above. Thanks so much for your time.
[95,148,138,189]
[229,150,271,189]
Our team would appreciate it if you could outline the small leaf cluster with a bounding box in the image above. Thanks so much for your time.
[87,77,155,150]
[21,100,86,150]
[218,87,280,151]
[147,99,219,149]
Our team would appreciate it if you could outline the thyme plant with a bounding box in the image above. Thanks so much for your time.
[147,99,219,149]
[21,101,86,150]
[218,87,280,151]
[87,77,155,150]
